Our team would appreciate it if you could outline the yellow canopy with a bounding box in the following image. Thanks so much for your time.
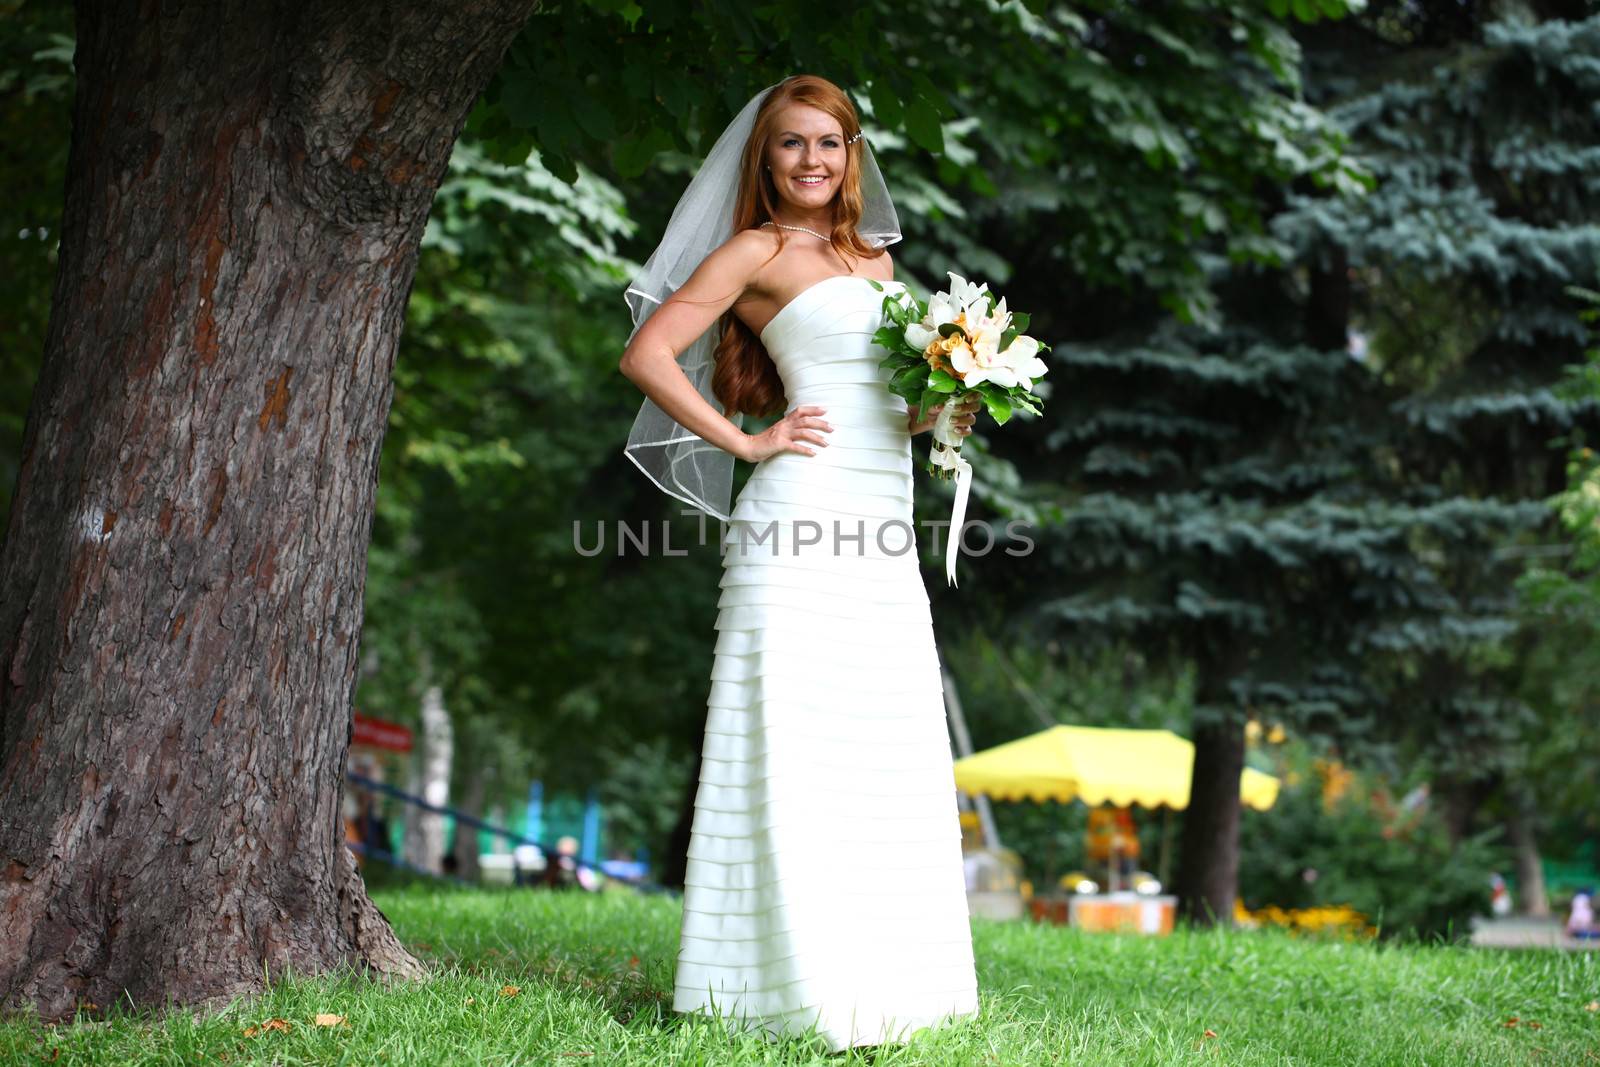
[953,725,1279,811]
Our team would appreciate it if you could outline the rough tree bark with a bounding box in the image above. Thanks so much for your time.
[1174,647,1249,927]
[0,0,538,1021]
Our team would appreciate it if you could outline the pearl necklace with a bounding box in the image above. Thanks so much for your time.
[762,220,831,242]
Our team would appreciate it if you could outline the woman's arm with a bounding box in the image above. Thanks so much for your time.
[619,232,770,463]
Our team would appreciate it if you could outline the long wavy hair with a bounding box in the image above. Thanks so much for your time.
[711,75,887,419]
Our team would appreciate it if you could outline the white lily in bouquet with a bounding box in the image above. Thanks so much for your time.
[869,272,1049,586]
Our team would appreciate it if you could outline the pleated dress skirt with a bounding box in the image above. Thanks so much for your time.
[671,275,980,1052]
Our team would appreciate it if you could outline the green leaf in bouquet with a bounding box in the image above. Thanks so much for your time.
[872,325,905,351]
[937,322,966,339]
[891,363,930,392]
[892,373,929,398]
[866,278,884,292]
[1010,311,1031,334]
[983,390,1014,425]
[1000,327,1018,351]
[927,369,961,392]
[1011,391,1043,416]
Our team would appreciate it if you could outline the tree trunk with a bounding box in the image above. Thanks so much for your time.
[1175,672,1247,927]
[0,0,537,1022]
[452,770,485,883]
[1437,773,1496,846]
[1506,793,1550,918]
[1304,243,1350,353]
[404,685,452,873]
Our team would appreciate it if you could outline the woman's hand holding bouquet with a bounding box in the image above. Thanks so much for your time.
[872,273,1048,586]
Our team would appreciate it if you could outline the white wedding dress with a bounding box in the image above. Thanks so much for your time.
[671,274,980,1052]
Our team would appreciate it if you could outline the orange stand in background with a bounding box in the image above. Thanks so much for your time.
[1029,891,1177,934]
[1068,894,1176,934]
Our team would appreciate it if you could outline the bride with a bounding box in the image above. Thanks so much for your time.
[619,74,983,1053]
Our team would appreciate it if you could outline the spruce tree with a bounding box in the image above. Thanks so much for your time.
[975,9,1600,923]
[1287,10,1600,851]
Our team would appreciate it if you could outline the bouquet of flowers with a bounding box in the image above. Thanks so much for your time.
[870,273,1049,586]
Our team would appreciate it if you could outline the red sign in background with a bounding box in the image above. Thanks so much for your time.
[352,712,413,753]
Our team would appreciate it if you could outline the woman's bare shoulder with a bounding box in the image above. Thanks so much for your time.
[720,225,783,264]
[675,228,780,299]
[859,244,895,283]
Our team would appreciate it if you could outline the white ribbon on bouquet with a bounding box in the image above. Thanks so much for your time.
[930,399,974,588]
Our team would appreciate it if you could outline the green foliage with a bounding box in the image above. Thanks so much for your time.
[463,0,1370,326]
[1511,274,1600,860]
[0,2,73,526]
[1521,277,1600,616]
[1316,16,1600,829]
[1238,743,1497,941]
[595,736,690,862]
[1018,320,1402,746]
[1004,10,1600,788]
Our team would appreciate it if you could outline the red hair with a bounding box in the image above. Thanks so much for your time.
[711,75,887,419]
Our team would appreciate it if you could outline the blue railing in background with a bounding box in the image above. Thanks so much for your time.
[345,771,665,893]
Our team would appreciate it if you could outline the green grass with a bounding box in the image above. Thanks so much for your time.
[3,885,1598,1065]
